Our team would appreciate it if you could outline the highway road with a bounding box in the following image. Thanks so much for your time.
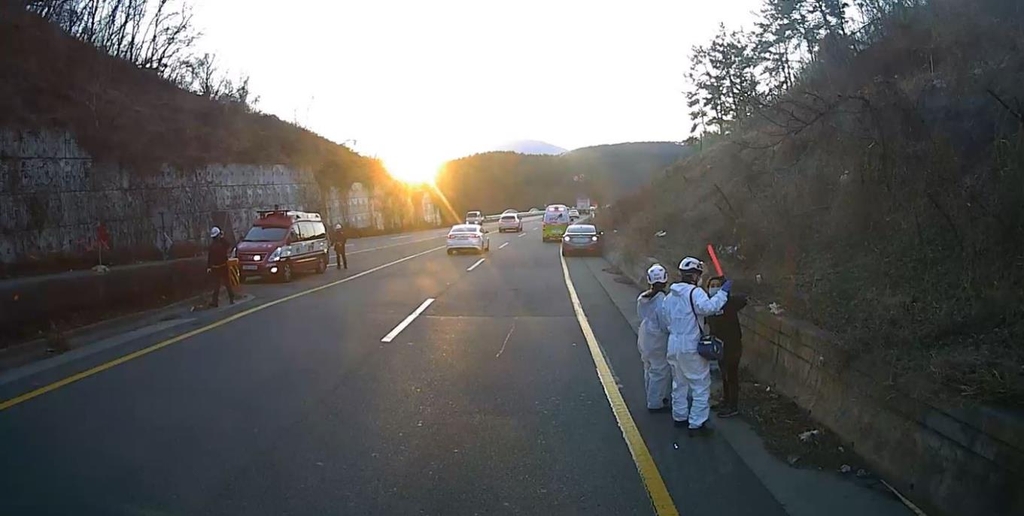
[0,217,789,515]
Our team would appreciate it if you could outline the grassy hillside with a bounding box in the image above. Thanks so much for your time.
[607,0,1024,405]
[435,142,693,215]
[0,7,384,187]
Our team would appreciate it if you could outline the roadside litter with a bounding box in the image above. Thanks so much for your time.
[798,429,820,443]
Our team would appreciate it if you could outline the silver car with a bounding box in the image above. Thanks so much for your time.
[465,211,484,225]
[446,224,490,254]
[498,213,522,232]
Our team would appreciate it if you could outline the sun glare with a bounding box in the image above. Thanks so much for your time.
[383,154,440,185]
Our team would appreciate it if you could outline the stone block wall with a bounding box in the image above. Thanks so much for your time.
[604,239,1024,516]
[0,129,323,270]
[739,308,1024,516]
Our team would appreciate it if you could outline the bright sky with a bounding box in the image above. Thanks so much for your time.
[193,0,759,180]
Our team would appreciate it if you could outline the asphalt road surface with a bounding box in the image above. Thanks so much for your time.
[0,218,787,515]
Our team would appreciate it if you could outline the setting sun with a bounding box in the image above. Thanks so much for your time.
[382,153,442,185]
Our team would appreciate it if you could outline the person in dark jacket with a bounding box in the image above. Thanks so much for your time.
[332,223,348,269]
[207,226,235,307]
[707,275,747,418]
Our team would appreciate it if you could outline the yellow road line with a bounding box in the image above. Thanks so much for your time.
[560,254,679,516]
[0,245,446,412]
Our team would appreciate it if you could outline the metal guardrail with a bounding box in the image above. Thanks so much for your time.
[482,211,544,222]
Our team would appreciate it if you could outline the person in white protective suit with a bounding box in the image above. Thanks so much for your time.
[660,257,732,435]
[636,264,672,412]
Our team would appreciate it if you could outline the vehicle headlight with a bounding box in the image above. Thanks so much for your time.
[253,254,262,262]
[591,236,598,242]
[563,236,571,242]
[267,247,283,262]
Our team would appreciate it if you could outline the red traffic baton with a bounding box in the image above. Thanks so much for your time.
[707,244,724,277]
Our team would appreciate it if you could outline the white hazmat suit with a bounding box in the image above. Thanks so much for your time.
[660,282,729,428]
[637,291,671,409]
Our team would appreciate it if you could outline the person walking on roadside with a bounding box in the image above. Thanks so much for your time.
[332,223,348,270]
[637,264,672,413]
[707,276,747,418]
[207,226,235,307]
[661,257,731,436]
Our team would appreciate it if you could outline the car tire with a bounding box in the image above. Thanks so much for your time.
[281,262,293,283]
[447,249,453,255]
[316,256,327,274]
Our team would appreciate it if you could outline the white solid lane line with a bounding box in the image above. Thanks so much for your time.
[467,258,485,271]
[499,242,510,249]
[381,298,435,343]
[390,235,411,240]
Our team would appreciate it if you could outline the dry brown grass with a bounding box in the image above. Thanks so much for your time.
[0,8,380,186]
[609,0,1024,405]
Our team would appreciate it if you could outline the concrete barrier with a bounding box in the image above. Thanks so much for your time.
[0,257,208,345]
[604,241,1024,516]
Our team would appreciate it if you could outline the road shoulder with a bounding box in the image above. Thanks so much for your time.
[575,256,910,516]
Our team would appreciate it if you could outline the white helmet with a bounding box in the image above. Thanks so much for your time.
[335,223,342,230]
[646,264,668,284]
[210,226,222,238]
[678,256,704,273]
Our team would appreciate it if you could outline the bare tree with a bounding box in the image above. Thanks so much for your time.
[26,0,199,76]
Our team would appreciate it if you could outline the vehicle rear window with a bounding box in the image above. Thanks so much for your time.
[544,212,567,224]
[451,225,479,233]
[243,226,288,242]
[566,225,595,234]
[500,215,517,221]
[466,211,481,217]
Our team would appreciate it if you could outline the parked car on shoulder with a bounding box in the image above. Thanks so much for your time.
[561,223,603,256]
[236,210,329,282]
[446,224,490,254]
[498,213,523,232]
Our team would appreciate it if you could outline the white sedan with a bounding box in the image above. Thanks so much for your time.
[446,224,490,254]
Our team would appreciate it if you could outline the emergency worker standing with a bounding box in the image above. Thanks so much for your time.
[332,223,348,270]
[207,226,235,307]
[707,276,747,418]
[637,264,672,412]
[660,257,731,435]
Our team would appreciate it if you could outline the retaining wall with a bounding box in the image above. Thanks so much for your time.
[605,243,1024,516]
[0,129,322,271]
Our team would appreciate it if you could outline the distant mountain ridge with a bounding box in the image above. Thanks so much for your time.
[489,140,567,155]
[436,141,694,215]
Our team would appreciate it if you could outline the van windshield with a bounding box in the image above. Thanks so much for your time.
[243,226,288,242]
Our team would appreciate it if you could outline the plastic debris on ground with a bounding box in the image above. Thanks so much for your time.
[654,230,667,237]
[798,429,820,443]
[768,302,785,315]
[840,464,852,474]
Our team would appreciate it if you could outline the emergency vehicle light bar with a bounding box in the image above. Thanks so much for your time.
[256,210,322,221]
